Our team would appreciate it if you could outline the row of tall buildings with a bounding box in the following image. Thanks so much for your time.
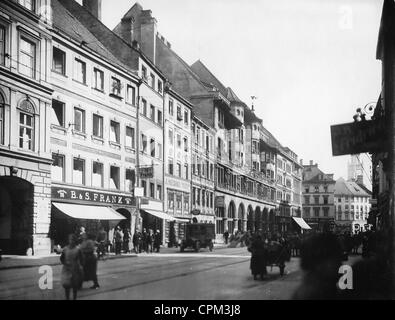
[301,158,372,234]
[0,0,306,256]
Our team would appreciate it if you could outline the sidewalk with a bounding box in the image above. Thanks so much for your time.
[0,243,231,270]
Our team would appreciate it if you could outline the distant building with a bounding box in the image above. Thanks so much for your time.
[334,177,372,234]
[302,161,336,232]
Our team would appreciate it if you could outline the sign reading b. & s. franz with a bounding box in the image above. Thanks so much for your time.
[52,186,135,206]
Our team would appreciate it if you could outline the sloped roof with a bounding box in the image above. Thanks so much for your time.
[334,178,371,197]
[190,60,229,97]
[52,0,129,70]
[56,0,162,77]
[226,87,245,105]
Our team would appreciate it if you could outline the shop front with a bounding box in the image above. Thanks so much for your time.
[50,185,135,249]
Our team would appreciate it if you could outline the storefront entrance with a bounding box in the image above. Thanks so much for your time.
[0,177,34,255]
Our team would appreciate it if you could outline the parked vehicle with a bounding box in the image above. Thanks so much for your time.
[180,223,215,252]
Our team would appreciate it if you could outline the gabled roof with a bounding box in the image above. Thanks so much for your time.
[335,178,371,197]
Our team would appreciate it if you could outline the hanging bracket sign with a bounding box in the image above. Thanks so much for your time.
[330,119,387,156]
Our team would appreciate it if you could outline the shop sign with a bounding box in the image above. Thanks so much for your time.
[139,166,154,179]
[52,186,135,206]
[192,209,201,215]
[331,119,386,156]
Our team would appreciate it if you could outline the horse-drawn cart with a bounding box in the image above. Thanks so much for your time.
[265,241,291,276]
[249,239,291,279]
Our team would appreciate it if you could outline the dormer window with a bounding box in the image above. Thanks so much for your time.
[142,65,147,82]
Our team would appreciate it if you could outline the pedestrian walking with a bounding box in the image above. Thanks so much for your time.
[154,230,161,253]
[248,235,267,280]
[114,226,123,255]
[147,229,154,253]
[223,230,229,245]
[60,234,84,300]
[77,226,86,245]
[132,230,141,254]
[142,228,148,253]
[80,233,100,290]
[123,228,131,253]
[96,226,107,259]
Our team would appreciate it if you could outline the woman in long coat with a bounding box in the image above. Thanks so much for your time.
[60,234,84,300]
[80,233,100,289]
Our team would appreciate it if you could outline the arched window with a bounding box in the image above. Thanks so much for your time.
[18,99,35,151]
[0,94,4,145]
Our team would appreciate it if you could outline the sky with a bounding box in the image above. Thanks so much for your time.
[99,0,383,183]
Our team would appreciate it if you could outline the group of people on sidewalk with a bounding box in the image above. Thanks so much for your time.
[59,226,162,300]
[131,228,162,254]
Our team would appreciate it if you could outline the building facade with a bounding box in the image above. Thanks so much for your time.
[0,0,306,254]
[0,0,53,255]
[163,88,193,243]
[302,161,336,232]
[191,116,216,225]
[49,0,141,248]
[334,177,371,234]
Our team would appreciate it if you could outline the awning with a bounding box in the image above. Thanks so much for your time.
[141,209,187,222]
[53,202,126,221]
[292,217,312,230]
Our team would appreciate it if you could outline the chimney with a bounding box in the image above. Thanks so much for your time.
[83,0,102,21]
[140,10,157,64]
[356,175,364,186]
[119,17,135,44]
[310,160,313,166]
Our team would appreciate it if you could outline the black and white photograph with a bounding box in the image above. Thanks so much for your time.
[0,0,393,307]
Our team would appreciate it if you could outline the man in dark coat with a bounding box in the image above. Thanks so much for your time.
[248,235,267,280]
[154,230,161,253]
[132,231,141,254]
[114,227,123,255]
[141,228,148,253]
[223,230,229,245]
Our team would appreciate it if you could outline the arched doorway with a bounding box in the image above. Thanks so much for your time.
[227,201,236,234]
[116,208,132,231]
[247,205,254,232]
[238,203,245,232]
[0,177,34,255]
[255,207,262,232]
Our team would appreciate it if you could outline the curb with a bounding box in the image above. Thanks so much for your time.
[0,254,138,271]
[0,245,236,270]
